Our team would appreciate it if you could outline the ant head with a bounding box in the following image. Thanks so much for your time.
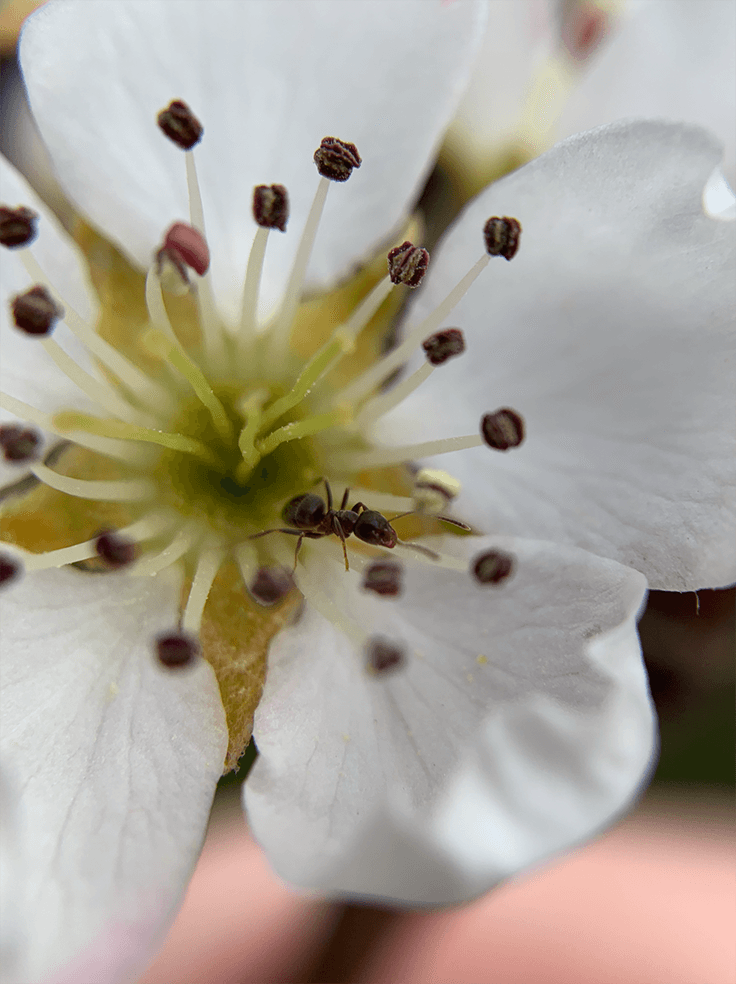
[282,492,326,529]
[354,510,397,548]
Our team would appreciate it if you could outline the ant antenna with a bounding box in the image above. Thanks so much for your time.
[389,510,471,532]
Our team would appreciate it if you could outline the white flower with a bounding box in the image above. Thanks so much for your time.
[0,1,732,982]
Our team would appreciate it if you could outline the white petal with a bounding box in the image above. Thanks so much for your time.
[379,121,736,591]
[245,536,653,904]
[1,155,100,478]
[0,567,227,983]
[20,0,486,324]
[557,0,736,185]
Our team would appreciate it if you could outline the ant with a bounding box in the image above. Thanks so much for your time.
[250,479,469,571]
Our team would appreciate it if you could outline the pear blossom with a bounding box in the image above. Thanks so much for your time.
[0,1,733,982]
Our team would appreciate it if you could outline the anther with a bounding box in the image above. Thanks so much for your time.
[472,549,515,585]
[314,137,362,182]
[0,424,41,463]
[0,552,22,589]
[362,559,403,597]
[483,216,522,260]
[0,205,38,248]
[157,99,203,150]
[560,0,609,61]
[94,530,137,569]
[387,241,430,288]
[422,327,465,366]
[481,408,525,450]
[11,285,63,336]
[156,631,200,669]
[366,636,406,674]
[249,565,294,606]
[156,221,210,288]
[413,467,462,513]
[253,184,289,231]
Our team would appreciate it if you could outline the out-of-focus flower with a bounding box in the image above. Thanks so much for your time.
[0,1,732,982]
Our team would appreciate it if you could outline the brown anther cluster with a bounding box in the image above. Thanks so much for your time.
[314,137,362,182]
[472,549,514,585]
[483,216,521,260]
[249,565,294,606]
[0,553,22,588]
[11,285,64,336]
[362,559,403,597]
[157,99,203,150]
[0,424,41,463]
[366,636,405,674]
[156,631,200,668]
[481,407,525,450]
[0,205,38,248]
[94,531,137,569]
[387,241,430,288]
[253,184,289,232]
[159,222,210,277]
[422,327,465,366]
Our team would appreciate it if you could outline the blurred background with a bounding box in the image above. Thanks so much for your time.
[1,1,733,981]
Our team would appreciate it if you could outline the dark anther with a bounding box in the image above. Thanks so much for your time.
[0,424,41,463]
[157,99,203,150]
[249,565,294,606]
[158,222,210,278]
[11,285,63,336]
[362,559,403,597]
[253,184,289,232]
[156,631,200,668]
[314,137,362,182]
[422,327,465,366]
[366,636,406,674]
[483,216,522,260]
[94,530,137,569]
[481,408,525,451]
[387,241,430,288]
[472,549,515,585]
[0,552,22,588]
[0,205,38,248]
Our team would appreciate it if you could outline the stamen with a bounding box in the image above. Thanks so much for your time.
[267,175,330,365]
[481,408,525,450]
[157,100,203,150]
[236,185,290,349]
[0,393,143,463]
[181,543,224,635]
[336,432,484,471]
[19,250,174,412]
[236,388,269,474]
[387,241,430,288]
[335,254,490,406]
[248,564,294,607]
[356,328,466,432]
[161,221,210,277]
[52,409,224,468]
[0,552,22,587]
[130,524,196,577]
[94,530,138,569]
[0,205,38,248]
[11,285,63,335]
[483,217,522,261]
[156,631,200,669]
[412,468,462,515]
[30,462,154,501]
[365,636,405,675]
[0,424,40,463]
[472,549,515,585]
[362,559,402,597]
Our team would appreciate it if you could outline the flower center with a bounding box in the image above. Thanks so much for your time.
[1,99,526,681]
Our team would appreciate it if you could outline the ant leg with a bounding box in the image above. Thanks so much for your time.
[333,516,350,571]
[340,487,350,510]
[324,478,333,512]
[248,527,302,540]
[293,533,306,570]
[351,502,368,513]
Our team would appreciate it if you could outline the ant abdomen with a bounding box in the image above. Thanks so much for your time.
[282,492,326,529]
